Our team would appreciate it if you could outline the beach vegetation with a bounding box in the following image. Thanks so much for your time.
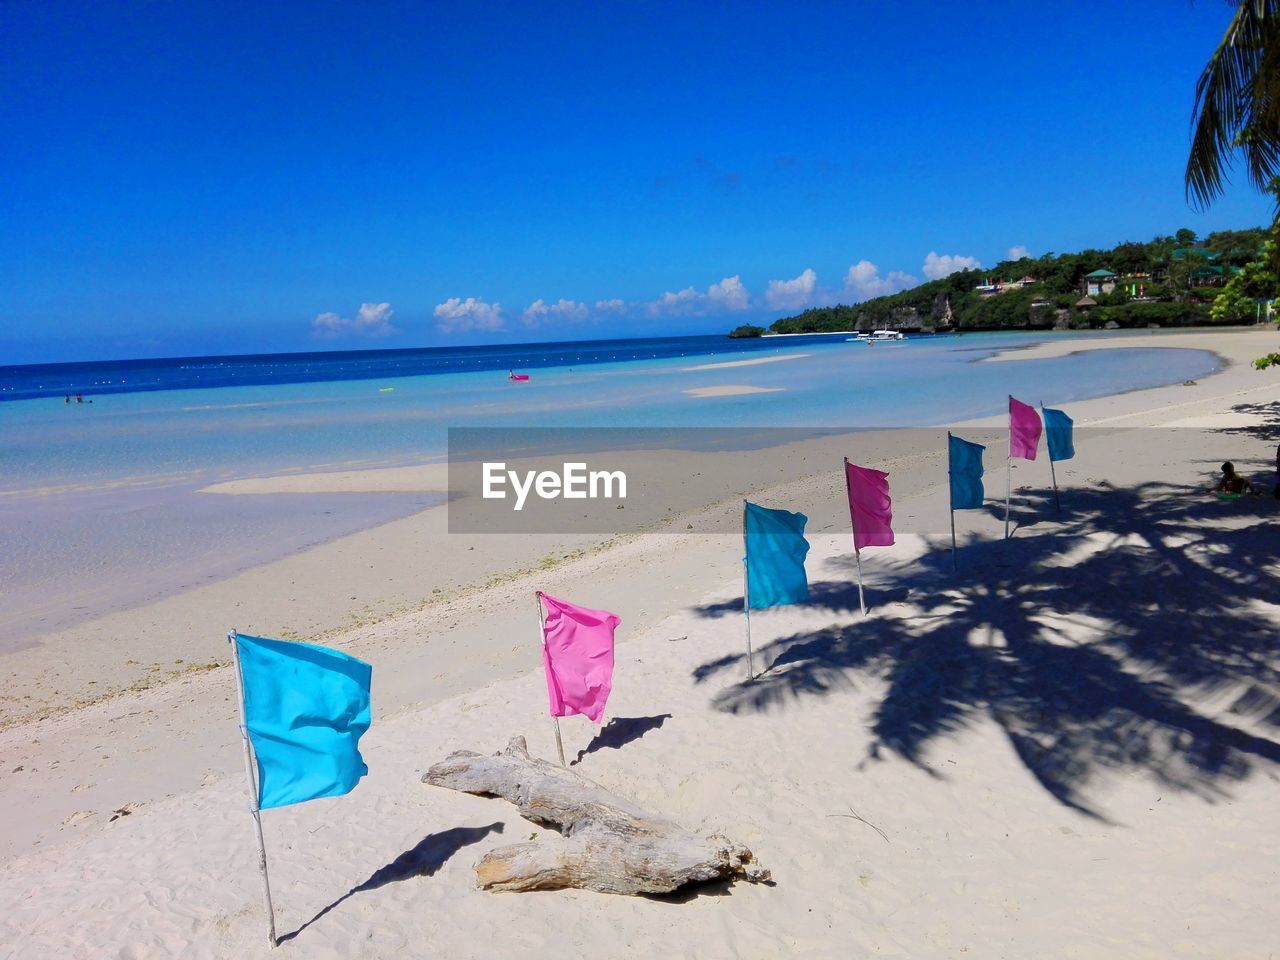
[761,227,1264,335]
[727,324,766,338]
[1185,0,1280,213]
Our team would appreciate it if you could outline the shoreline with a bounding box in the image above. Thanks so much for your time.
[0,329,1274,848]
[2,324,1277,956]
[0,328,1264,728]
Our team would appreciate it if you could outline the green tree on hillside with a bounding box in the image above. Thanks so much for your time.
[1210,215,1278,322]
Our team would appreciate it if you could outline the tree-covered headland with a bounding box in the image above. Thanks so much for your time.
[748,227,1273,337]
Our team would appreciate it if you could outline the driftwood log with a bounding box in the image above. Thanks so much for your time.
[423,736,770,895]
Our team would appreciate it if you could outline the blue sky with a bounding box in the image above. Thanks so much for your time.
[1,1,1273,363]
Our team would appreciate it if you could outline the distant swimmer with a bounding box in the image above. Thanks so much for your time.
[75,393,83,403]
[64,395,70,404]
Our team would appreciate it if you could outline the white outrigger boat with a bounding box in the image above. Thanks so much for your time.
[846,329,907,342]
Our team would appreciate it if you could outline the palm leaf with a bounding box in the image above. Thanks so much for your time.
[1186,0,1280,210]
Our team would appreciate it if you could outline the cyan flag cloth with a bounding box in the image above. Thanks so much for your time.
[948,434,986,509]
[744,501,810,610]
[1043,406,1075,462]
[235,633,372,810]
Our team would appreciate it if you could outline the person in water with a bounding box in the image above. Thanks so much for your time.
[1210,461,1257,495]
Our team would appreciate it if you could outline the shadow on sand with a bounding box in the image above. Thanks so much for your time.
[279,822,504,942]
[692,480,1280,819]
[573,714,673,765]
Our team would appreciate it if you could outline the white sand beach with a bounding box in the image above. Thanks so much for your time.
[683,384,787,398]
[680,354,810,371]
[2,327,1279,959]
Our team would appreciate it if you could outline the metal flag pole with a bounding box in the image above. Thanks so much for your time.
[1041,402,1061,512]
[742,500,754,682]
[843,458,866,615]
[1004,454,1012,540]
[1003,394,1013,537]
[533,593,567,766]
[947,432,958,573]
[227,629,278,950]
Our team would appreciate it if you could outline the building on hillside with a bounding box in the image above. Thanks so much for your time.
[1170,246,1220,263]
[1081,269,1117,296]
[974,275,1038,297]
[1191,264,1228,286]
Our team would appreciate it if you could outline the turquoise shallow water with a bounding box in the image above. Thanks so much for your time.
[0,330,1221,492]
[0,329,1223,648]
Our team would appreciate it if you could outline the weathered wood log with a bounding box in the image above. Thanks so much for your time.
[423,736,770,895]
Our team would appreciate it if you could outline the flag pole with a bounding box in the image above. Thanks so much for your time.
[843,458,866,615]
[742,500,754,682]
[227,629,278,950]
[1040,402,1061,512]
[1004,397,1013,540]
[533,594,567,766]
[947,432,958,573]
[1004,454,1012,539]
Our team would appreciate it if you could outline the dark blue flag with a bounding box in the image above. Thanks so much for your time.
[1042,406,1075,462]
[948,434,986,510]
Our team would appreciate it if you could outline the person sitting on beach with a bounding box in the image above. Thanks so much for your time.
[1210,461,1257,495]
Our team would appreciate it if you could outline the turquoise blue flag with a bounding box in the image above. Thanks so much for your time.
[1042,406,1075,462]
[235,633,372,810]
[744,501,810,609]
[948,434,986,509]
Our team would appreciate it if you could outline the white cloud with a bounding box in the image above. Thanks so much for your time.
[311,302,397,338]
[922,252,983,280]
[522,298,590,326]
[594,298,626,314]
[646,276,752,317]
[433,297,505,334]
[764,268,818,310]
[647,286,701,317]
[841,261,917,301]
[707,275,750,311]
[1006,245,1031,261]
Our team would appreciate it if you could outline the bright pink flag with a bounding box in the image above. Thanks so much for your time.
[538,592,619,724]
[1009,396,1042,460]
[845,462,895,550]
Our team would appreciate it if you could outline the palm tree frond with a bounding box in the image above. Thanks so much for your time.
[1186,0,1280,209]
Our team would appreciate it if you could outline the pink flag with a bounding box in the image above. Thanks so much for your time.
[1009,396,1042,460]
[538,592,619,724]
[845,462,895,550]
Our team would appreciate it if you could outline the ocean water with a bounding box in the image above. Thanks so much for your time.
[0,334,853,403]
[0,330,1221,493]
[0,329,1221,648]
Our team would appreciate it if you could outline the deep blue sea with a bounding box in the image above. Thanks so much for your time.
[0,334,853,402]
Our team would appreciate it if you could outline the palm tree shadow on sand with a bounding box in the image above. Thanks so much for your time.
[691,480,1280,819]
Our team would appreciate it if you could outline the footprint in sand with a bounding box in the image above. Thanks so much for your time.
[62,810,96,826]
